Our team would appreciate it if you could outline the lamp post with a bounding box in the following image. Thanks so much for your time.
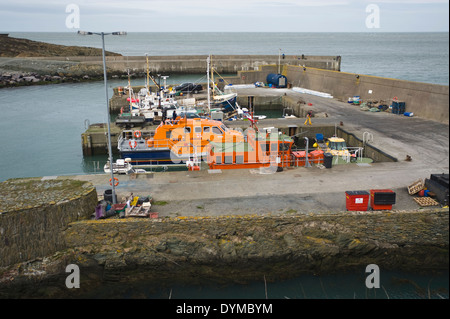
[78,31,127,204]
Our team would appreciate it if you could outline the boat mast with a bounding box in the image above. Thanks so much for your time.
[207,55,211,113]
[127,69,132,111]
[146,54,150,94]
[211,55,216,99]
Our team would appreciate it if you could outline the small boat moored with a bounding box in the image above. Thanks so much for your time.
[104,158,147,174]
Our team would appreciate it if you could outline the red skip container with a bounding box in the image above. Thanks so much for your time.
[345,191,370,211]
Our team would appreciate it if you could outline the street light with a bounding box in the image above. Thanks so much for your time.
[78,30,127,204]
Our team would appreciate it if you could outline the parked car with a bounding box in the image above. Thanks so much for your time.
[174,82,203,94]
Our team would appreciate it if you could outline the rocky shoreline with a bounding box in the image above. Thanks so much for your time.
[0,69,150,88]
[0,65,147,89]
[0,71,98,87]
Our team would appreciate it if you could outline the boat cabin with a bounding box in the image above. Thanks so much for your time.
[325,137,350,157]
[207,128,294,169]
[118,117,244,161]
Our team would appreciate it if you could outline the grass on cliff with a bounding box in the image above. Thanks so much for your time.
[0,178,89,195]
[0,35,122,58]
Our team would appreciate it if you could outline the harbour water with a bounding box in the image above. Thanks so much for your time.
[0,32,448,299]
[81,270,449,299]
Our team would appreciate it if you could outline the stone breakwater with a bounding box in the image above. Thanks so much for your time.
[0,67,144,88]
[1,208,447,298]
[0,60,113,88]
[0,71,94,87]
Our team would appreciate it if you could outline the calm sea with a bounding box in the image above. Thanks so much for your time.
[8,32,450,85]
[0,32,448,299]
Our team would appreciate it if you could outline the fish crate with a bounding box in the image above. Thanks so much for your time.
[408,179,424,195]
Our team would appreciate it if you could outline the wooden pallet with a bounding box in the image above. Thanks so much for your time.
[408,179,424,195]
[413,197,439,207]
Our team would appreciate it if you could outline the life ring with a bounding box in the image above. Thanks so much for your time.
[109,177,119,187]
[129,140,137,149]
[134,130,141,138]
[393,96,398,101]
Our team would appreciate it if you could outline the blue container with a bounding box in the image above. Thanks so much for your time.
[316,133,324,142]
[266,73,287,88]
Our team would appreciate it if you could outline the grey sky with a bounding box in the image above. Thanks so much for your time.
[0,0,448,32]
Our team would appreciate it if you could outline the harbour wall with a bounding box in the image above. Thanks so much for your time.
[224,65,450,124]
[64,210,448,277]
[0,179,98,268]
[9,209,446,298]
[27,55,341,74]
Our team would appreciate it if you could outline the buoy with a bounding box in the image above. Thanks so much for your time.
[134,130,141,138]
[109,177,119,187]
[129,140,137,148]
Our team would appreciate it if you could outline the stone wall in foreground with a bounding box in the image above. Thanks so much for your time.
[63,209,448,285]
[1,206,447,297]
[0,179,98,267]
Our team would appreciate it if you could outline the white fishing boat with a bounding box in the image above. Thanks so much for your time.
[208,55,240,113]
[127,56,203,123]
[104,158,134,174]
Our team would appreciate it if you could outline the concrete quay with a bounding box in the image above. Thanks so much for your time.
[73,87,449,217]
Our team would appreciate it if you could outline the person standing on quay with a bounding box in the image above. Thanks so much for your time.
[304,110,313,125]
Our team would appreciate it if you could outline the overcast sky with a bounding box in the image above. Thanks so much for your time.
[0,0,448,32]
